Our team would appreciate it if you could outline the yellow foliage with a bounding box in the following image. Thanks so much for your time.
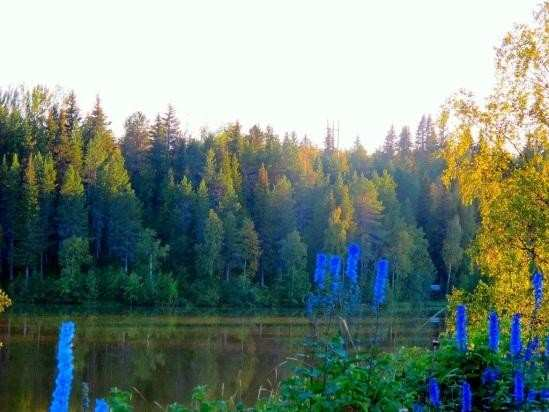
[442,3,548,328]
[0,289,12,348]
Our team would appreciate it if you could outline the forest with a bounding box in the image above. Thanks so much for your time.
[0,1,548,411]
[0,87,476,307]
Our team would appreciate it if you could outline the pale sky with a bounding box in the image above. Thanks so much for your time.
[1,0,539,151]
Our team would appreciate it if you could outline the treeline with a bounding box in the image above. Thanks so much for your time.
[0,86,477,306]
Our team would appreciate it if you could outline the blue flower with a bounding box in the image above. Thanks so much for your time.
[525,337,539,361]
[532,271,543,310]
[50,321,76,412]
[412,403,424,412]
[527,390,538,402]
[94,399,109,412]
[481,367,500,385]
[373,258,389,307]
[488,311,499,352]
[455,305,467,352]
[540,388,549,401]
[330,255,342,298]
[428,377,441,408]
[461,381,472,412]
[514,371,525,405]
[510,314,522,358]
[313,253,327,288]
[345,243,360,284]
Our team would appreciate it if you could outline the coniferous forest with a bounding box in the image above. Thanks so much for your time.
[0,2,548,411]
[0,89,476,306]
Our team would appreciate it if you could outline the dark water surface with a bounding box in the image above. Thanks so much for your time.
[0,305,442,411]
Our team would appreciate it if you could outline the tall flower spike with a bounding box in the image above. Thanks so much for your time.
[513,371,525,405]
[532,271,543,310]
[313,253,327,288]
[524,337,539,361]
[428,377,441,408]
[488,311,499,352]
[373,258,389,307]
[50,321,76,412]
[455,304,468,352]
[461,381,472,412]
[94,399,109,412]
[330,255,342,298]
[345,243,360,284]
[510,314,522,358]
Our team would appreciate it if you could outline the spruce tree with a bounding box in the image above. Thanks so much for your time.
[58,165,88,241]
[18,155,40,284]
[35,153,56,276]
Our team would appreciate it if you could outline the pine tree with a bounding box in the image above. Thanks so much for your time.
[397,126,413,157]
[415,115,427,151]
[121,112,153,214]
[383,125,397,157]
[35,153,56,276]
[162,104,182,152]
[58,165,87,241]
[82,96,110,146]
[18,155,40,284]
[64,91,81,136]
[1,155,21,280]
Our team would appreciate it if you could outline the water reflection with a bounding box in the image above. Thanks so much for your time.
[0,306,441,411]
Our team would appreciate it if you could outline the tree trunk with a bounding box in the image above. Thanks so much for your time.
[25,265,30,289]
[446,264,452,295]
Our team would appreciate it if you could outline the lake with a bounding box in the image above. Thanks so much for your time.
[0,305,443,411]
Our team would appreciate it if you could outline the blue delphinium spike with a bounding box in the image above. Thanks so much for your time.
[373,258,389,307]
[345,243,360,284]
[488,311,499,352]
[313,253,327,288]
[455,305,467,352]
[428,377,441,408]
[461,381,472,412]
[94,399,109,412]
[514,371,525,405]
[527,390,538,403]
[525,337,539,362]
[50,321,76,412]
[510,314,522,358]
[412,403,425,412]
[481,367,500,385]
[330,255,342,298]
[540,388,549,401]
[532,271,543,310]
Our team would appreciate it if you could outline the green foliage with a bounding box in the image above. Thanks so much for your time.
[57,236,92,302]
[0,85,475,307]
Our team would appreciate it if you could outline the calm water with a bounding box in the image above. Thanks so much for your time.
[0,305,442,411]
